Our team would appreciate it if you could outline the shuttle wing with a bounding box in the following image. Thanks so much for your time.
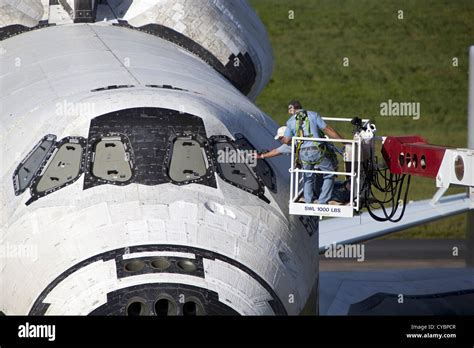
[319,193,473,252]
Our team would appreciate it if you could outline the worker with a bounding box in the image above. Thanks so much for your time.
[281,100,344,204]
[257,125,327,202]
[256,126,291,159]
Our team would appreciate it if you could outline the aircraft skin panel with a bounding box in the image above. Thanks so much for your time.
[0,0,44,28]
[111,0,274,99]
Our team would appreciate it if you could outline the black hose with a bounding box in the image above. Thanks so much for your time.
[362,152,412,222]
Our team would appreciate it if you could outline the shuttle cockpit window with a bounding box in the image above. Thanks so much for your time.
[211,136,268,202]
[234,133,277,193]
[27,136,87,204]
[168,136,207,182]
[92,136,133,182]
[35,141,83,193]
[13,134,57,196]
[166,134,214,185]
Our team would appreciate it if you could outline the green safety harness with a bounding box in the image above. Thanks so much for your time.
[294,110,337,166]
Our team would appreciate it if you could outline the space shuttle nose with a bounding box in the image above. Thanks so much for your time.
[1,0,317,317]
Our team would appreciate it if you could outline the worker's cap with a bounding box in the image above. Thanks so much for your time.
[274,126,287,140]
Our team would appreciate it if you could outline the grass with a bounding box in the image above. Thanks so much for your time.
[249,0,474,238]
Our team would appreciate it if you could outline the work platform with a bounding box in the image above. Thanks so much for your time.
[289,117,367,218]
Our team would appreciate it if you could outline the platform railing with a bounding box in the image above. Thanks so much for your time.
[289,135,362,218]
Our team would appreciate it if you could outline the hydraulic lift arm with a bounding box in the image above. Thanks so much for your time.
[381,135,474,204]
